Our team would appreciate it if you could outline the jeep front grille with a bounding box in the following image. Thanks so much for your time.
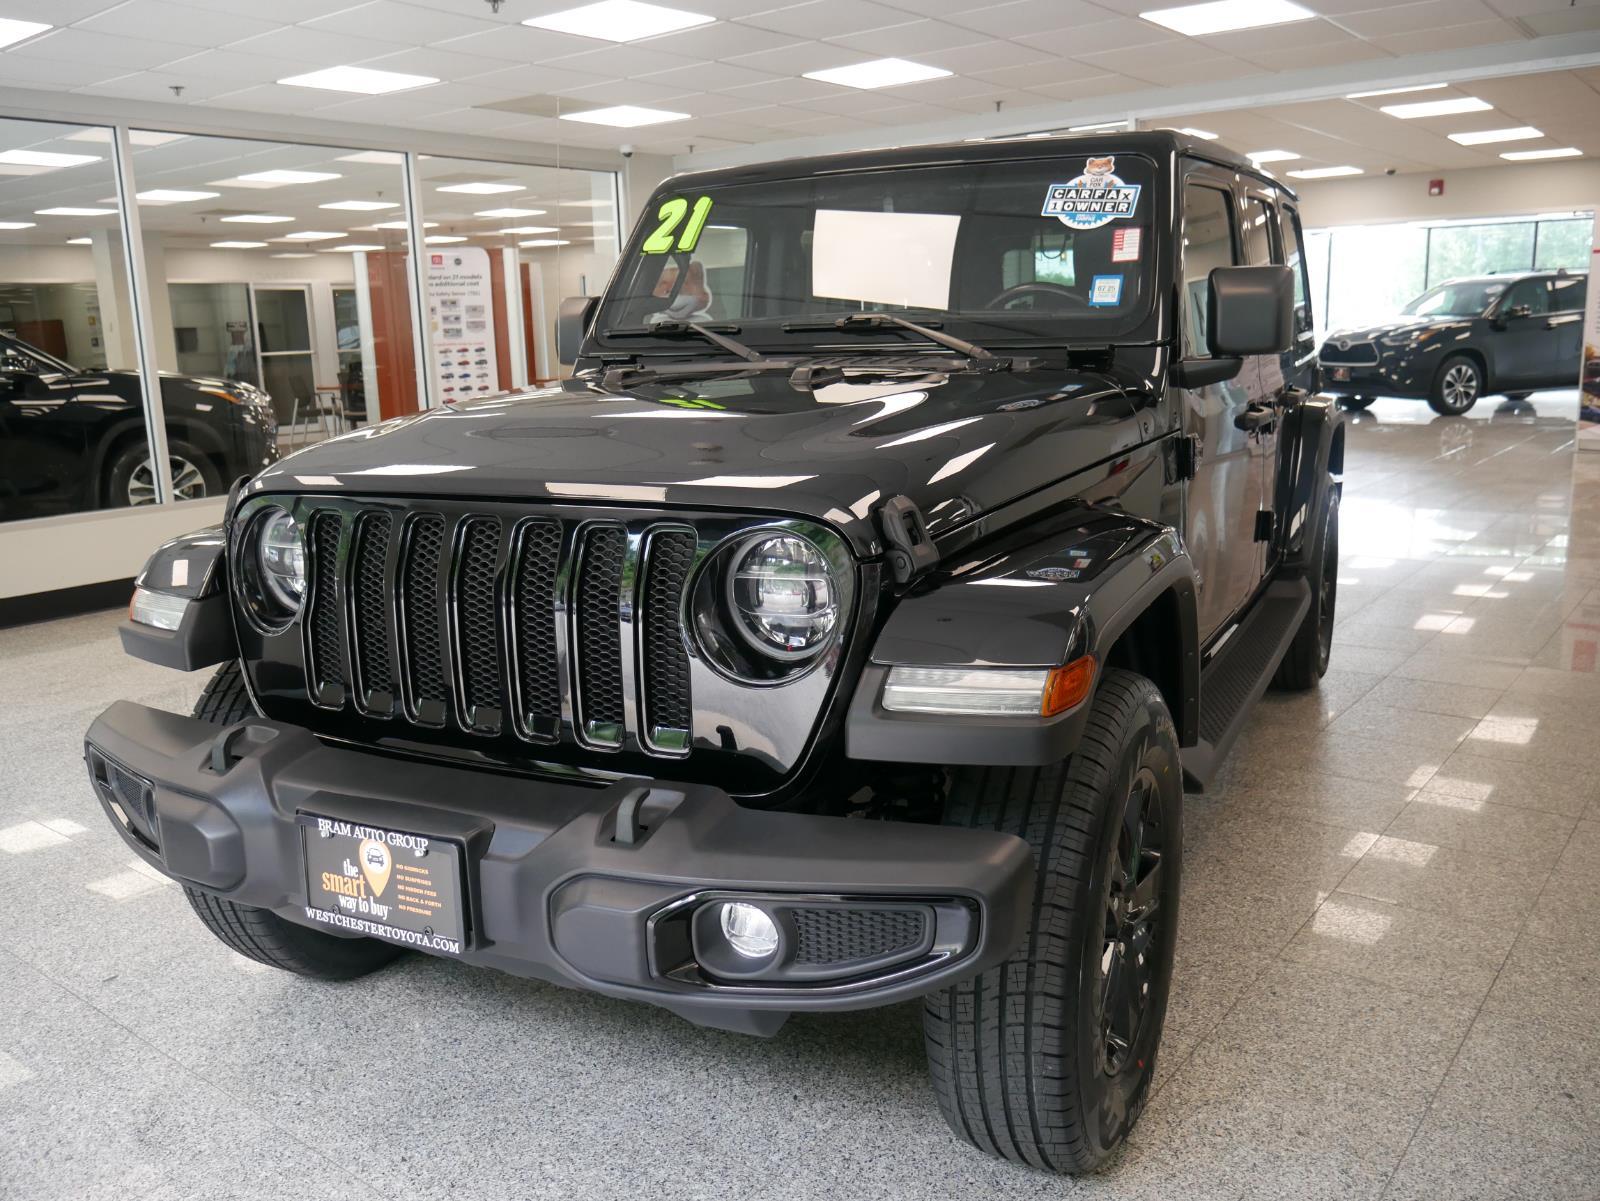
[300,504,700,757]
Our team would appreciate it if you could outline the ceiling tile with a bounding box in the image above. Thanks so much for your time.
[555,79,701,107]
[152,47,326,85]
[1371,19,1529,53]
[353,47,518,81]
[457,62,614,94]
[1233,37,1393,71]
[1024,72,1144,102]
[823,19,991,56]
[73,70,249,103]
[75,0,284,46]
[434,24,598,64]
[1521,7,1600,33]
[1330,0,1500,37]
[165,0,343,19]
[913,39,1057,74]
[1483,0,1600,14]
[637,60,781,92]
[0,54,129,89]
[9,28,192,71]
[740,0,917,39]
[716,75,842,104]
[1024,17,1178,58]
[302,1,501,43]
[635,21,806,60]
[543,43,708,78]
[940,0,1109,37]
[221,26,414,66]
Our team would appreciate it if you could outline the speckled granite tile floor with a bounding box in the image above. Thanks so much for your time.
[3,391,1599,1201]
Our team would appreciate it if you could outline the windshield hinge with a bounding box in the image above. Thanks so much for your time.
[877,495,939,587]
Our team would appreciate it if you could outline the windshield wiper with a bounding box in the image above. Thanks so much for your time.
[603,320,765,362]
[782,313,997,361]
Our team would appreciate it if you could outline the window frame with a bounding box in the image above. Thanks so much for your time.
[1179,174,1242,361]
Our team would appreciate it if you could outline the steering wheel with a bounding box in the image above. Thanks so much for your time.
[986,281,1091,311]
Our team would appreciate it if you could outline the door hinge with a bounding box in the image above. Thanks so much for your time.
[1254,510,1276,542]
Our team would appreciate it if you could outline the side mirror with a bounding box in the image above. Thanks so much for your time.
[1207,265,1294,357]
[0,368,34,395]
[557,296,599,366]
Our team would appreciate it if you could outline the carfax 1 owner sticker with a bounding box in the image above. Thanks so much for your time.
[1042,156,1142,230]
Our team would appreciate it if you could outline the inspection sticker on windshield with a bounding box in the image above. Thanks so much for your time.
[1089,275,1124,307]
[1041,157,1142,230]
[1111,227,1142,262]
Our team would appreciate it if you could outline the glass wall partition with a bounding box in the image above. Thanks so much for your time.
[125,131,422,464]
[414,154,620,391]
[0,117,152,523]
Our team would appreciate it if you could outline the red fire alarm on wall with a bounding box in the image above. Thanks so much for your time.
[1429,178,1445,196]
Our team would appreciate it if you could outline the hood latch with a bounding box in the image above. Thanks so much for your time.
[878,495,939,587]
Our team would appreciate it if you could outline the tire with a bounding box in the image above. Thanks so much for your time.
[1337,395,1377,411]
[105,438,221,507]
[182,662,404,981]
[1271,486,1339,691]
[923,669,1183,1174]
[1429,355,1483,415]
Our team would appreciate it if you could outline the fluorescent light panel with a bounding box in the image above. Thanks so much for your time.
[320,200,398,211]
[36,206,115,216]
[65,237,92,245]
[136,189,219,203]
[475,207,545,217]
[221,213,293,223]
[498,225,559,234]
[1247,149,1299,163]
[1381,96,1492,119]
[337,150,405,164]
[1287,165,1363,178]
[558,104,690,127]
[436,181,523,194]
[211,240,266,249]
[803,58,951,90]
[1447,126,1542,146]
[65,128,185,146]
[270,252,315,258]
[325,244,384,252]
[425,235,466,244]
[520,238,570,247]
[1502,147,1582,160]
[1347,83,1446,100]
[0,149,99,168]
[0,18,50,49]
[280,231,345,241]
[523,0,713,41]
[370,220,435,229]
[278,65,437,95]
[1177,127,1219,140]
[1141,0,1314,36]
[235,169,342,185]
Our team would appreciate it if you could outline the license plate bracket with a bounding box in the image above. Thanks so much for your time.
[1331,366,1351,382]
[299,814,467,953]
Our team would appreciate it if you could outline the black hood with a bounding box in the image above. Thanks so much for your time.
[1327,315,1473,344]
[248,365,1153,553]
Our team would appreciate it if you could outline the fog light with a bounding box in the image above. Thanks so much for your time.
[720,902,779,959]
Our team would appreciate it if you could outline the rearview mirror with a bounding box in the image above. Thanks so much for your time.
[557,296,599,366]
[1207,265,1294,358]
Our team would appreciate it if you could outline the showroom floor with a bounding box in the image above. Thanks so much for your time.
[3,392,1598,1201]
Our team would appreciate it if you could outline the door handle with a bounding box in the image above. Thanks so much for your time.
[1235,404,1275,432]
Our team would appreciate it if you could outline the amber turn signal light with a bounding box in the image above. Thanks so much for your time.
[1041,655,1096,717]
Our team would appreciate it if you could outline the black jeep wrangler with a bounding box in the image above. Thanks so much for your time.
[86,132,1342,1174]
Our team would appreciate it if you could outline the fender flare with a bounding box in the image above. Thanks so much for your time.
[1276,394,1345,575]
[847,507,1200,766]
[119,524,238,672]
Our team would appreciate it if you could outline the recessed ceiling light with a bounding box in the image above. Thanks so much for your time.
[476,207,546,218]
[65,128,185,146]
[66,237,93,245]
[1068,121,1129,132]
[320,199,399,211]
[0,17,50,49]
[270,252,316,258]
[436,181,523,194]
[221,213,294,224]
[324,243,385,252]
[278,66,438,95]
[0,149,100,168]
[1448,126,1543,146]
[1177,127,1219,140]
[1286,165,1363,179]
[371,220,437,230]
[558,105,690,127]
[1346,83,1447,100]
[802,58,952,90]
[136,189,220,203]
[1381,96,1492,119]
[279,231,346,241]
[1141,0,1314,36]
[234,169,342,186]
[0,221,34,230]
[211,240,267,249]
[1246,149,1300,163]
[519,238,571,247]
[523,0,713,41]
[1502,147,1582,161]
[498,225,560,234]
[36,206,116,216]
[425,235,467,244]
[337,150,405,165]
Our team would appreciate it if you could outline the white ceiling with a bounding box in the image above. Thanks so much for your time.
[2,0,1598,169]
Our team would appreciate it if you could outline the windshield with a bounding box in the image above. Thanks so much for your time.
[596,153,1156,351]
[1401,280,1506,319]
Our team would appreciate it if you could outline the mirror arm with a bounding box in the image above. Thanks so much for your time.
[1174,357,1243,389]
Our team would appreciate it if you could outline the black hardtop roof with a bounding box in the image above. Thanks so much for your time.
[664,129,1297,200]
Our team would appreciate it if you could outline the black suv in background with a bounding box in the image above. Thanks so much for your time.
[1320,269,1587,414]
[89,133,1342,1174]
[0,332,279,522]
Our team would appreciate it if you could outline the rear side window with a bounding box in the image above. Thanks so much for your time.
[1503,277,1551,316]
[1242,197,1275,267]
[1280,204,1313,337]
[1181,182,1239,358]
[1552,273,1587,313]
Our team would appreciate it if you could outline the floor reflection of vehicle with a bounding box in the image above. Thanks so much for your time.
[0,333,279,522]
[1321,269,1587,416]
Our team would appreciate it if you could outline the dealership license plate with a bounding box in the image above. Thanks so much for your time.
[300,816,466,954]
[1330,367,1351,382]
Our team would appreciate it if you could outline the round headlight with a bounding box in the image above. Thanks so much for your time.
[726,534,838,661]
[256,507,306,614]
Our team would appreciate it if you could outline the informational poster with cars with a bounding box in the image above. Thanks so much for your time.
[427,246,498,402]
[1579,212,1600,451]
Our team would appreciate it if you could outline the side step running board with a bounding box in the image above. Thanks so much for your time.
[1182,577,1311,791]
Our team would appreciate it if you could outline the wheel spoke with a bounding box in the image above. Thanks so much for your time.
[171,458,205,495]
[1126,852,1162,917]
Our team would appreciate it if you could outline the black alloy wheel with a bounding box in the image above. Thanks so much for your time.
[1097,766,1166,1079]
[1315,492,1339,675]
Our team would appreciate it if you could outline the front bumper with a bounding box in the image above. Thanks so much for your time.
[84,701,1033,1035]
